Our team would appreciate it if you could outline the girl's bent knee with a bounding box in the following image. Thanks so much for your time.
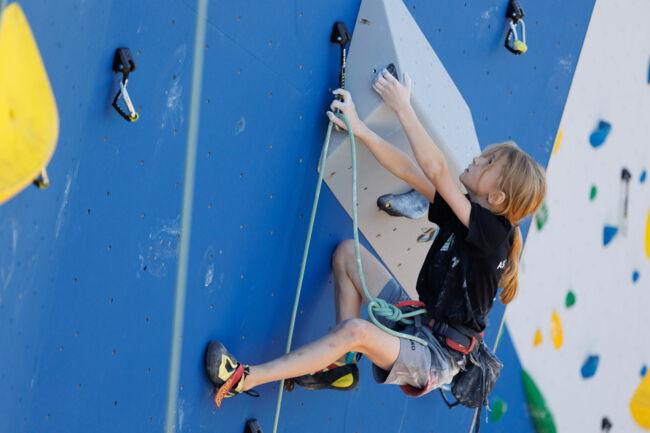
[331,239,355,270]
[336,318,370,346]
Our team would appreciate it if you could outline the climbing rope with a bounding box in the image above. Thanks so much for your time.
[339,113,428,345]
[271,112,428,433]
[164,1,208,432]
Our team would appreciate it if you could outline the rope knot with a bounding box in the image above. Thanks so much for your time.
[369,299,407,323]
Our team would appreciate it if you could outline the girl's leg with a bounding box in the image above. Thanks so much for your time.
[243,318,400,391]
[331,239,393,324]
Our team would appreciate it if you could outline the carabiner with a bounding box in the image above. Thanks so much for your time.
[504,0,528,55]
[112,48,139,122]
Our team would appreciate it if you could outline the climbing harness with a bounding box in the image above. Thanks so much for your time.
[504,0,527,55]
[111,47,139,122]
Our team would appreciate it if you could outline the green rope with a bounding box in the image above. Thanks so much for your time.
[272,113,428,432]
[339,113,428,346]
[271,121,336,433]
[164,1,208,432]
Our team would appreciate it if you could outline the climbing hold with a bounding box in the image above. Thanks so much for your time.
[504,0,528,55]
[417,226,439,243]
[533,329,543,347]
[641,365,647,378]
[645,210,650,258]
[112,47,139,122]
[377,189,429,219]
[535,201,548,230]
[632,270,640,283]
[581,355,600,379]
[640,170,647,184]
[630,371,650,429]
[245,419,264,433]
[619,168,631,235]
[552,129,563,154]
[522,369,557,433]
[590,185,598,201]
[490,397,508,422]
[0,3,59,205]
[550,310,563,349]
[565,291,576,308]
[601,417,612,432]
[603,225,618,246]
[589,121,612,148]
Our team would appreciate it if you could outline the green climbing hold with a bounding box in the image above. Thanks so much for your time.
[535,202,549,231]
[522,368,557,433]
[490,397,508,422]
[590,185,597,201]
[565,291,576,308]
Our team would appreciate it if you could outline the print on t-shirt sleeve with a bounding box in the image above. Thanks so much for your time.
[466,203,512,251]
[428,191,455,225]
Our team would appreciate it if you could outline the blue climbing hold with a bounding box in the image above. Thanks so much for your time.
[581,355,600,379]
[640,170,647,184]
[589,121,612,148]
[642,365,648,378]
[603,225,618,246]
[633,270,640,283]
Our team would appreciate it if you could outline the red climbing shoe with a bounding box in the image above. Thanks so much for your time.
[290,352,360,391]
[204,341,259,407]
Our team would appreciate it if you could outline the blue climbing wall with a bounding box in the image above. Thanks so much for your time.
[0,1,595,432]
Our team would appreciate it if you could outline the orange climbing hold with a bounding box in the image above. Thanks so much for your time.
[533,329,543,347]
[645,209,650,259]
[552,129,563,155]
[550,310,563,349]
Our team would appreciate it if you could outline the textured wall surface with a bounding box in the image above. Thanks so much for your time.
[0,1,596,432]
[508,0,650,431]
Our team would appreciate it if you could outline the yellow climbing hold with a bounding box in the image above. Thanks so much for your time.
[645,209,650,259]
[550,310,563,349]
[533,329,543,347]
[630,372,650,429]
[552,129,563,155]
[0,3,59,204]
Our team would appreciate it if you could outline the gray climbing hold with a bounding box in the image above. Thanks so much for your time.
[377,189,429,219]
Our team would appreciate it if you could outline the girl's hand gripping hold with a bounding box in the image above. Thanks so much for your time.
[373,70,413,114]
[327,89,369,137]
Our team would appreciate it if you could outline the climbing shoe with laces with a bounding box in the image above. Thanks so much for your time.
[204,341,259,407]
[289,352,361,391]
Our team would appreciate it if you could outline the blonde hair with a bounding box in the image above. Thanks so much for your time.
[480,141,547,304]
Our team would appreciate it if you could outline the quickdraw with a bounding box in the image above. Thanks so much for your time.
[504,0,528,55]
[330,22,351,92]
[111,47,139,122]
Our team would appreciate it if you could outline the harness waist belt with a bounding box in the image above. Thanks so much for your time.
[429,321,478,355]
[394,301,479,355]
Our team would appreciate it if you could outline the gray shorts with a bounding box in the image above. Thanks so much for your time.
[371,279,461,394]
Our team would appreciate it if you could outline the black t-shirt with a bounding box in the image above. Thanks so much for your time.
[415,192,514,332]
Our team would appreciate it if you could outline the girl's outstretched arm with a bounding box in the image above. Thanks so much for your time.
[373,70,471,227]
[327,90,436,201]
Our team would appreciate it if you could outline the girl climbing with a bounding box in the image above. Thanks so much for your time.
[205,69,547,407]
